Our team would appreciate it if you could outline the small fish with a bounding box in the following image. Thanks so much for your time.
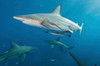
[50,32,66,36]
[49,59,55,62]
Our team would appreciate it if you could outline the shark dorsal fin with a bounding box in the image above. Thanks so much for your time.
[10,41,19,48]
[52,5,61,15]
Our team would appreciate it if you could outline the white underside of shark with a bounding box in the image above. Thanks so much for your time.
[13,5,84,36]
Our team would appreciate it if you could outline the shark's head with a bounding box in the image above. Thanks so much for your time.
[13,15,27,21]
[21,46,38,54]
[13,14,43,27]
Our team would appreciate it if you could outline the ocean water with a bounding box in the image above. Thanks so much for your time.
[0,0,100,66]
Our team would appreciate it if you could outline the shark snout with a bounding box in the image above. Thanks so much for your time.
[13,16,27,21]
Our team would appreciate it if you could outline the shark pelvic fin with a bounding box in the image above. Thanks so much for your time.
[10,41,19,48]
[20,54,26,64]
[52,5,61,15]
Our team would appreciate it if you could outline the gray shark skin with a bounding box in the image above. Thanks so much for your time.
[69,51,87,66]
[0,41,38,64]
[13,5,84,35]
[45,38,74,50]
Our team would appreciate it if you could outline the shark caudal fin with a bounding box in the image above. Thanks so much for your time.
[79,23,84,35]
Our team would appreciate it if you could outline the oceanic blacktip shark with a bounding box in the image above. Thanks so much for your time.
[0,41,38,64]
[45,38,74,50]
[13,5,84,36]
[69,51,87,66]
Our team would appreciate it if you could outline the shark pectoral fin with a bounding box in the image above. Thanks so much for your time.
[41,21,52,29]
[20,54,26,64]
[41,20,59,30]
[42,20,63,31]
[51,45,54,48]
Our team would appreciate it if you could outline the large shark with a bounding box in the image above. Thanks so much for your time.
[0,42,38,64]
[69,51,87,66]
[13,5,84,36]
[45,38,74,50]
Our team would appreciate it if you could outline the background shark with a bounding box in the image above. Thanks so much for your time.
[45,38,74,50]
[0,41,38,64]
[69,51,87,66]
[13,5,84,36]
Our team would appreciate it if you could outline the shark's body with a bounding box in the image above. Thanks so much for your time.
[0,42,38,64]
[13,5,84,36]
[45,38,74,50]
[69,51,87,66]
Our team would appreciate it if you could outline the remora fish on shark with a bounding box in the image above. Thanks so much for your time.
[50,32,71,37]
[13,5,84,36]
[45,38,74,50]
[0,42,38,64]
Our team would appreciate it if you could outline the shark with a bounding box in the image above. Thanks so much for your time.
[0,41,38,64]
[45,38,74,50]
[69,51,87,66]
[13,5,84,36]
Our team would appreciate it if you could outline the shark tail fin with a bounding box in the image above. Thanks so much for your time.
[69,46,74,50]
[79,23,84,35]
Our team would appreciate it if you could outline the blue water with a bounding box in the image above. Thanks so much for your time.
[0,0,100,66]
